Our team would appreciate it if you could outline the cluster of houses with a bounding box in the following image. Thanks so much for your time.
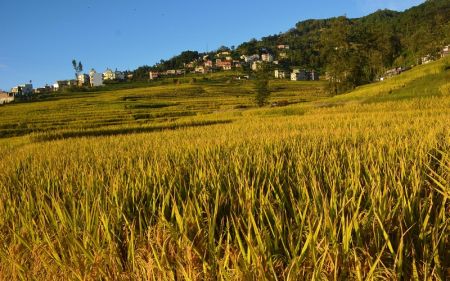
[149,50,245,79]
[149,45,318,80]
[275,69,320,81]
[148,45,320,81]
[420,46,450,65]
[3,44,448,101]
[6,68,129,98]
[54,68,127,91]
[379,66,411,81]
[380,45,450,81]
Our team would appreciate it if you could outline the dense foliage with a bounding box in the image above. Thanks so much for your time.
[240,0,449,92]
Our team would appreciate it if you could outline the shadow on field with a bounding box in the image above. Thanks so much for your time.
[33,120,233,142]
[124,102,178,109]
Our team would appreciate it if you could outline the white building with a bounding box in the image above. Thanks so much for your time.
[77,74,90,86]
[274,70,286,79]
[241,54,260,63]
[252,61,263,71]
[291,69,308,81]
[261,53,274,62]
[216,51,230,57]
[103,69,125,81]
[310,70,319,81]
[421,55,432,64]
[176,69,185,75]
[149,71,160,80]
[442,45,450,57]
[277,45,290,50]
[89,69,104,87]
[0,91,14,104]
[11,84,33,96]
[195,66,206,74]
[291,69,318,81]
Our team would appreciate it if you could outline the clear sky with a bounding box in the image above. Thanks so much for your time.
[0,0,424,90]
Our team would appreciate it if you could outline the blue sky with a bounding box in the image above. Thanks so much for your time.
[0,0,424,90]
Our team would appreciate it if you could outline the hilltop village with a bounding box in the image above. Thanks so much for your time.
[1,44,449,105]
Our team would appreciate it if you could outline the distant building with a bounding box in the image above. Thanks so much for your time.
[53,80,76,91]
[216,60,232,70]
[149,71,160,80]
[421,55,432,64]
[442,45,450,57]
[195,66,206,74]
[241,54,260,63]
[11,84,33,96]
[251,61,263,71]
[103,69,114,80]
[57,80,70,88]
[166,70,177,75]
[77,74,90,86]
[385,68,402,78]
[89,69,104,87]
[233,60,242,68]
[291,69,318,81]
[291,72,301,81]
[184,62,196,69]
[379,66,410,81]
[216,51,230,57]
[176,69,185,75]
[274,70,287,79]
[34,85,53,94]
[291,70,307,81]
[310,70,319,81]
[261,53,274,62]
[0,91,14,104]
[204,60,213,68]
[279,52,288,59]
[277,45,290,50]
[103,69,125,81]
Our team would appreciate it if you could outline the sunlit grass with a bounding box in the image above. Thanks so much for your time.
[0,58,449,280]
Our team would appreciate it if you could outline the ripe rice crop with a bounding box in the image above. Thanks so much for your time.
[0,59,449,280]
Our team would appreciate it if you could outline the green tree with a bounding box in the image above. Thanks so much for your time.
[72,59,83,79]
[321,17,354,94]
[254,64,271,107]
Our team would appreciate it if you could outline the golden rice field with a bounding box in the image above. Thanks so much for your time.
[0,59,449,280]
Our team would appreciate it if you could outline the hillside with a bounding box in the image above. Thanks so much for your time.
[0,56,449,279]
[134,0,449,93]
[0,73,328,140]
[252,0,450,68]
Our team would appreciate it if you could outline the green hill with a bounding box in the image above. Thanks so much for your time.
[137,0,449,93]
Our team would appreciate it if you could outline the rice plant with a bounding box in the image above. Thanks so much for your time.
[0,59,449,280]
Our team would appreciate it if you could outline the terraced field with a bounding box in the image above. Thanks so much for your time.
[0,58,449,280]
[0,77,328,140]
